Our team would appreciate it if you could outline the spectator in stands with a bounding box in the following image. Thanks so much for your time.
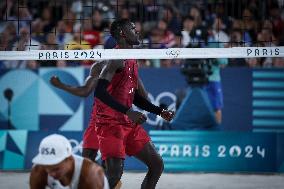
[1,0,16,25]
[189,6,203,28]
[41,7,55,33]
[246,58,262,68]
[56,60,67,67]
[147,28,164,67]
[62,11,76,33]
[181,16,195,47]
[211,17,230,47]
[241,8,258,44]
[269,4,284,43]
[83,19,101,48]
[157,19,176,48]
[13,27,41,51]
[26,60,39,69]
[0,31,10,68]
[31,19,45,44]
[3,27,40,68]
[65,25,91,50]
[228,29,247,66]
[2,22,17,51]
[65,25,91,67]
[162,6,182,35]
[229,29,243,47]
[92,9,109,32]
[257,20,278,46]
[43,33,58,50]
[273,57,284,67]
[120,8,130,19]
[55,20,73,50]
[134,0,159,28]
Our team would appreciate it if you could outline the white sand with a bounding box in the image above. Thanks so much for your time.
[1,171,283,189]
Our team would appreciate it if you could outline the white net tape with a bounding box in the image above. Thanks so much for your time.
[0,47,283,60]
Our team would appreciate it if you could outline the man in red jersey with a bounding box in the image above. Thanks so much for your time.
[49,59,148,164]
[94,19,174,189]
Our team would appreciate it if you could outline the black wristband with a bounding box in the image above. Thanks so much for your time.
[133,91,163,115]
[95,79,129,114]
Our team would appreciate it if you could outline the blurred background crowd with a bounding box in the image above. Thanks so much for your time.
[0,0,283,69]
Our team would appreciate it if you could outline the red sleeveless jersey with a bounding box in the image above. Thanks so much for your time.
[94,59,138,125]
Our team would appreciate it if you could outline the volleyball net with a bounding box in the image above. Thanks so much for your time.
[0,47,283,60]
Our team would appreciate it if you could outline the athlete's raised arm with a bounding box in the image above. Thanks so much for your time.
[50,62,104,97]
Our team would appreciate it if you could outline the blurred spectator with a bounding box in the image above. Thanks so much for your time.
[241,8,258,44]
[187,27,208,48]
[174,32,182,48]
[228,29,247,66]
[92,32,104,49]
[56,60,67,67]
[133,0,159,27]
[148,28,165,49]
[13,27,41,51]
[41,7,55,33]
[120,8,130,19]
[65,25,91,50]
[206,2,230,29]
[92,9,109,32]
[55,20,73,49]
[158,16,181,67]
[62,11,76,33]
[162,6,182,35]
[1,0,16,24]
[0,31,9,51]
[0,1,9,23]
[229,29,243,47]
[157,19,176,48]
[246,58,262,67]
[18,6,33,29]
[269,4,284,43]
[257,20,278,46]
[26,60,39,69]
[211,17,230,46]
[71,0,83,16]
[189,6,203,28]
[64,24,92,67]
[2,22,17,50]
[273,57,284,67]
[181,16,195,47]
[82,19,101,48]
[43,33,58,50]
[147,28,164,67]
[4,26,41,68]
[31,19,45,44]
